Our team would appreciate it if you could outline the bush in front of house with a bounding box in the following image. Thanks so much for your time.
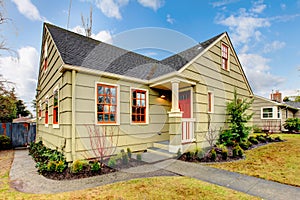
[0,135,12,150]
[29,141,67,174]
[283,118,300,132]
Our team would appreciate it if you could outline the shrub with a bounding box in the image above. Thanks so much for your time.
[71,160,88,173]
[283,118,300,132]
[252,125,262,133]
[186,151,193,161]
[256,135,266,143]
[91,161,101,172]
[55,160,66,173]
[0,135,12,150]
[221,147,228,160]
[36,162,47,173]
[233,145,243,158]
[177,148,182,158]
[136,153,142,161]
[248,136,259,145]
[274,136,283,142]
[210,149,217,161]
[121,151,129,165]
[239,141,251,150]
[47,160,57,172]
[127,148,132,159]
[108,157,116,168]
[194,147,204,159]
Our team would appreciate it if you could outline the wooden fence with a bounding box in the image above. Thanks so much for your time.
[0,123,36,147]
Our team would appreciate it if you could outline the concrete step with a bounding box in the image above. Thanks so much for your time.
[147,147,176,158]
[153,140,169,151]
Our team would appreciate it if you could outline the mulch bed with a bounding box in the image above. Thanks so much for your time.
[41,158,147,180]
[178,138,285,163]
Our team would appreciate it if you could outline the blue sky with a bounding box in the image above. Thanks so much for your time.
[0,0,300,113]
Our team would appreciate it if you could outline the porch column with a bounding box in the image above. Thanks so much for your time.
[168,80,183,153]
[171,80,180,113]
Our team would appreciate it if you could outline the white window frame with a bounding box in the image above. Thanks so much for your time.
[221,43,230,71]
[45,95,49,127]
[43,40,48,73]
[261,106,281,119]
[208,91,214,113]
[130,87,149,125]
[53,85,59,129]
[95,82,120,125]
[38,100,42,120]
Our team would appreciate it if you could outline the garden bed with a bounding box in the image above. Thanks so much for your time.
[29,141,146,180]
[178,134,284,163]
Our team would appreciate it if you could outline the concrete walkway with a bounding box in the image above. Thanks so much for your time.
[10,149,300,200]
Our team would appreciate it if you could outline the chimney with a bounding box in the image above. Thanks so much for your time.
[270,90,282,103]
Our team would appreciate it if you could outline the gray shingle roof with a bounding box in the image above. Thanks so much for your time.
[46,23,223,80]
[284,101,300,109]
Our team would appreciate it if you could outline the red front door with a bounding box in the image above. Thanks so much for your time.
[179,91,191,118]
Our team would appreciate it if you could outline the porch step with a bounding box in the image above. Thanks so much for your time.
[153,140,169,151]
[147,147,176,158]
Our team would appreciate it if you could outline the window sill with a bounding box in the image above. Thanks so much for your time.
[53,124,59,129]
[45,124,49,127]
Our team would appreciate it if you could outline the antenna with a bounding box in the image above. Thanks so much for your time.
[67,0,72,29]
[81,6,93,37]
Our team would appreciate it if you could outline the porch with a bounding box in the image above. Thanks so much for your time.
[150,77,197,153]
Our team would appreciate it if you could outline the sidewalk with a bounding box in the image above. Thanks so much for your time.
[10,149,300,199]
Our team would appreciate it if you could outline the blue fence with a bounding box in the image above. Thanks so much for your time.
[0,123,36,147]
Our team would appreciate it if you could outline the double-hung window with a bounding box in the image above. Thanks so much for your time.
[96,83,118,124]
[261,107,281,119]
[131,89,148,123]
[53,87,59,128]
[221,44,229,70]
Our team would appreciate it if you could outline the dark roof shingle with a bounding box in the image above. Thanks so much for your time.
[46,23,223,80]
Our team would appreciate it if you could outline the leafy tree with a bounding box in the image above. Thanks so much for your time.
[295,96,300,102]
[15,99,31,117]
[283,96,290,102]
[0,76,17,122]
[219,89,253,145]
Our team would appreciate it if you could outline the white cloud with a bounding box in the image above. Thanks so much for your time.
[166,14,175,24]
[211,0,240,7]
[250,0,266,14]
[137,0,164,10]
[239,53,285,93]
[216,12,270,46]
[92,30,113,44]
[70,25,113,44]
[263,41,286,53]
[0,46,39,112]
[11,0,45,21]
[95,0,129,19]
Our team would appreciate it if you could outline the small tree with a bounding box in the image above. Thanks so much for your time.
[219,89,253,144]
[283,118,300,132]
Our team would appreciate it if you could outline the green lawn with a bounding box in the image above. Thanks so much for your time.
[209,134,300,187]
[0,150,259,200]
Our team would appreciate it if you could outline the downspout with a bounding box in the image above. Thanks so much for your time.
[71,69,76,161]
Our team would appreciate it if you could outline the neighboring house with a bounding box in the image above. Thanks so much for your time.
[36,23,253,162]
[253,95,300,132]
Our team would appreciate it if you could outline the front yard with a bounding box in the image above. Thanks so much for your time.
[0,150,258,200]
[209,134,300,187]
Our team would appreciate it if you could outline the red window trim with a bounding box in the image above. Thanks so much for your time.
[96,83,117,124]
[221,44,228,70]
[131,89,147,123]
[45,99,49,124]
[208,92,213,113]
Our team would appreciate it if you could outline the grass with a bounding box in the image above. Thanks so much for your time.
[209,134,300,187]
[0,150,259,200]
